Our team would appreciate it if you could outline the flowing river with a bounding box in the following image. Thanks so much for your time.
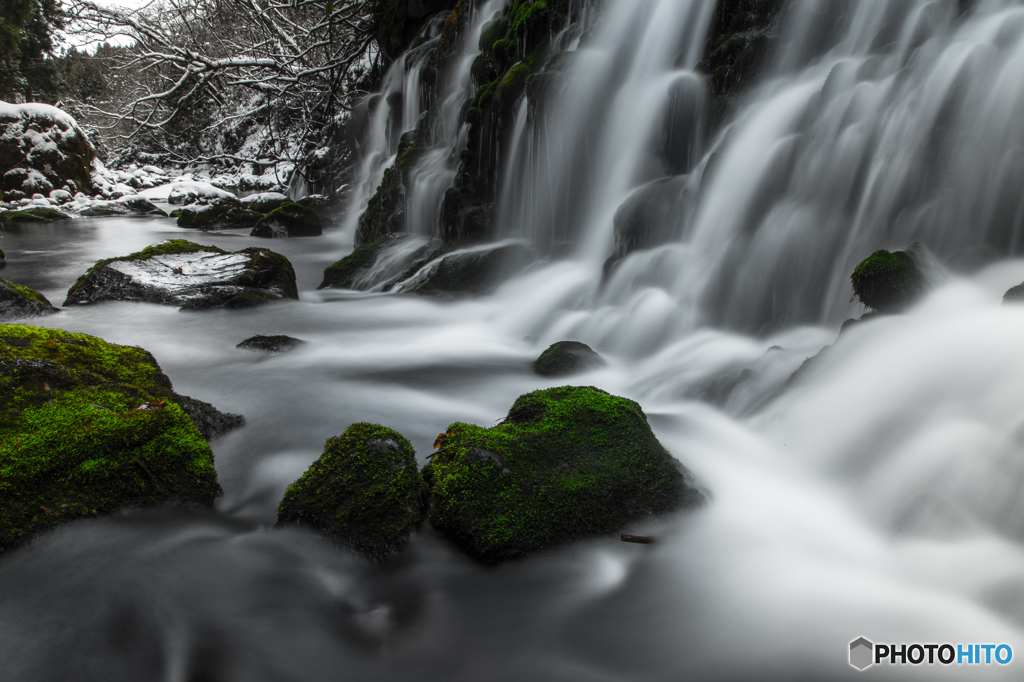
[6,0,1024,679]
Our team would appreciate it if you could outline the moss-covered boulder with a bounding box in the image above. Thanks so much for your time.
[276,423,428,559]
[177,203,263,230]
[241,192,289,214]
[0,324,224,552]
[64,239,299,310]
[0,206,69,222]
[426,386,703,562]
[250,202,323,238]
[850,249,924,313]
[236,334,304,354]
[533,341,606,377]
[0,279,60,322]
[319,235,391,290]
[404,243,535,298]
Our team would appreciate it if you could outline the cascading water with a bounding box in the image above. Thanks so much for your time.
[8,1,1024,680]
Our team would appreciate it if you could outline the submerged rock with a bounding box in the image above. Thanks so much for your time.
[1004,284,1024,303]
[250,202,323,238]
[533,341,606,377]
[236,334,304,353]
[276,423,428,559]
[0,279,61,322]
[403,243,535,298]
[850,249,923,313]
[0,206,69,222]
[0,324,223,552]
[64,239,299,310]
[426,386,703,562]
[173,394,245,441]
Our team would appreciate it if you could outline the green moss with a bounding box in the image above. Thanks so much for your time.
[427,386,701,562]
[1,279,53,309]
[850,249,923,313]
[497,63,531,110]
[479,17,509,54]
[168,209,183,218]
[320,236,389,290]
[276,423,427,559]
[246,197,290,214]
[252,202,323,238]
[533,341,605,377]
[491,38,514,63]
[0,324,222,552]
[1,207,69,222]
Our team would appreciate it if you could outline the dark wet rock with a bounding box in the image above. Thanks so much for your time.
[611,177,693,261]
[0,279,61,322]
[0,324,222,553]
[403,243,535,298]
[173,394,245,441]
[236,334,304,354]
[64,239,299,310]
[1004,284,1024,303]
[250,202,323,238]
[425,386,704,562]
[319,235,395,290]
[177,203,264,230]
[851,249,923,313]
[242,193,290,214]
[1,206,70,222]
[117,196,167,215]
[276,423,428,559]
[533,341,606,377]
[78,202,130,217]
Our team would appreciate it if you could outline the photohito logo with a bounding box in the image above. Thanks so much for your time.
[849,638,1012,671]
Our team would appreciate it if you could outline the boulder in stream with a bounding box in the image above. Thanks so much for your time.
[276,423,428,559]
[850,249,923,313]
[0,206,69,222]
[402,242,535,298]
[0,279,61,322]
[176,202,264,230]
[236,334,304,353]
[64,239,299,310]
[533,341,606,377]
[250,202,323,238]
[0,324,224,553]
[425,386,704,562]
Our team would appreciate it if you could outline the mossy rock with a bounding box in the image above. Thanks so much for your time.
[251,202,323,238]
[236,334,304,354]
[0,324,224,552]
[177,205,263,230]
[245,197,290,214]
[533,341,606,377]
[407,243,535,298]
[0,279,61,322]
[1,206,69,222]
[496,63,531,110]
[319,235,395,290]
[850,249,923,313]
[276,423,428,559]
[78,203,129,217]
[426,386,703,562]
[64,239,299,310]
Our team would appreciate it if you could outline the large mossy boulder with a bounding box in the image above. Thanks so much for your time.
[276,423,428,559]
[425,386,703,562]
[64,239,298,310]
[404,243,535,298]
[250,202,323,238]
[241,192,290,214]
[0,324,224,552]
[0,206,70,222]
[850,249,923,313]
[0,102,95,197]
[0,279,60,322]
[533,341,606,377]
[176,202,263,230]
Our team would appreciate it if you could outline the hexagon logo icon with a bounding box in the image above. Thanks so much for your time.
[850,637,874,670]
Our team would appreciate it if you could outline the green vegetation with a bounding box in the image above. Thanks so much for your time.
[276,423,427,559]
[850,249,923,313]
[0,324,222,552]
[497,63,531,110]
[0,277,59,321]
[252,201,323,238]
[319,236,391,289]
[0,206,68,222]
[426,386,702,562]
[533,341,605,377]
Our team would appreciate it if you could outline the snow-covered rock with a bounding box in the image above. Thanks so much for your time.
[0,102,95,200]
[49,189,72,203]
[168,179,236,205]
[64,239,299,310]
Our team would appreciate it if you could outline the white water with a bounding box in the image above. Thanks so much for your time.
[6,0,1024,679]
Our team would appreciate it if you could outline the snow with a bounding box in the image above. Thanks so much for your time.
[167,178,235,205]
[107,252,253,293]
[241,192,287,205]
[0,102,82,131]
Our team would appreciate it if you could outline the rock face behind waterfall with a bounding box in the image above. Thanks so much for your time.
[0,279,61,322]
[0,102,96,200]
[425,386,703,562]
[276,423,428,560]
[0,324,224,553]
[64,240,299,310]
